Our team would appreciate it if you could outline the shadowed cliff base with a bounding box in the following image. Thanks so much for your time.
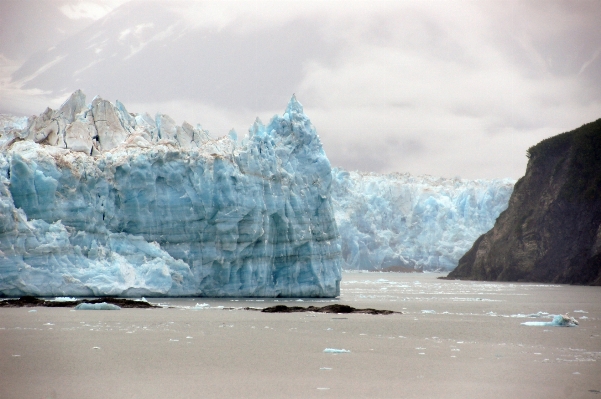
[446,118,601,285]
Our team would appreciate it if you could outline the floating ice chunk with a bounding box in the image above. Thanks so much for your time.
[92,347,100,349]
[320,367,332,370]
[323,348,350,353]
[75,302,121,310]
[573,310,588,313]
[521,315,578,327]
[527,311,549,317]
[28,310,37,312]
[510,312,548,318]
[52,297,78,302]
[421,310,436,314]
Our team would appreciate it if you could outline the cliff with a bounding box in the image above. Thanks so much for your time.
[0,91,341,297]
[447,119,601,285]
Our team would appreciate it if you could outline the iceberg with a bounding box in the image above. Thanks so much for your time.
[331,169,514,271]
[323,348,350,353]
[74,302,121,310]
[521,314,579,327]
[0,91,341,297]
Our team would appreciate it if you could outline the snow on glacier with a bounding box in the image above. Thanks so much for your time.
[0,91,341,297]
[331,169,514,271]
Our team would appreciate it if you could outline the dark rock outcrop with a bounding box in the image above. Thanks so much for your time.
[257,304,398,315]
[447,119,601,285]
[0,296,158,308]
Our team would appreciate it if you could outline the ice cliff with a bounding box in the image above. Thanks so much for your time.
[0,91,341,297]
[331,169,514,271]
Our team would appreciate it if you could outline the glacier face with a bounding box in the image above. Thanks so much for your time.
[0,91,341,297]
[331,169,514,271]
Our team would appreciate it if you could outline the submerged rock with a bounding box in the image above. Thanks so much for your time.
[0,92,341,297]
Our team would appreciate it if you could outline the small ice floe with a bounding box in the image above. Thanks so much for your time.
[28,310,37,313]
[43,323,54,326]
[509,311,548,318]
[323,348,350,353]
[169,339,179,342]
[92,347,100,350]
[317,387,330,390]
[421,310,436,314]
[573,310,588,313]
[12,354,20,357]
[521,314,579,327]
[320,367,332,370]
[296,299,304,302]
[52,297,77,302]
[193,303,210,309]
[75,302,121,310]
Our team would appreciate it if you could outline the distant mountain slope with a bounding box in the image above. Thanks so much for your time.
[9,1,333,112]
[447,119,601,285]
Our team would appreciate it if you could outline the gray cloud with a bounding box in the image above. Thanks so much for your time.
[1,0,599,180]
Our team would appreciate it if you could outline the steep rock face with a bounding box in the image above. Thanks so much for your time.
[0,92,341,297]
[448,119,601,285]
[331,169,514,271]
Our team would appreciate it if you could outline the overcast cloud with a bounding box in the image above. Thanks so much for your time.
[1,0,599,179]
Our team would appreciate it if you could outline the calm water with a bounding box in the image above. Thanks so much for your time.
[1,272,600,398]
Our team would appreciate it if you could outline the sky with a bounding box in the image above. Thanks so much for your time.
[1,0,600,180]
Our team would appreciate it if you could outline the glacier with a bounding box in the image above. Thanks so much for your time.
[331,169,514,271]
[0,91,341,297]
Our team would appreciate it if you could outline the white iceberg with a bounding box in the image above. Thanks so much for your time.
[521,314,579,327]
[74,302,121,310]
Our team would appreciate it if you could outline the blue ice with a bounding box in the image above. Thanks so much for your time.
[0,92,341,298]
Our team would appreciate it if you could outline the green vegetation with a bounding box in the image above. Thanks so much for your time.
[526,119,601,201]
